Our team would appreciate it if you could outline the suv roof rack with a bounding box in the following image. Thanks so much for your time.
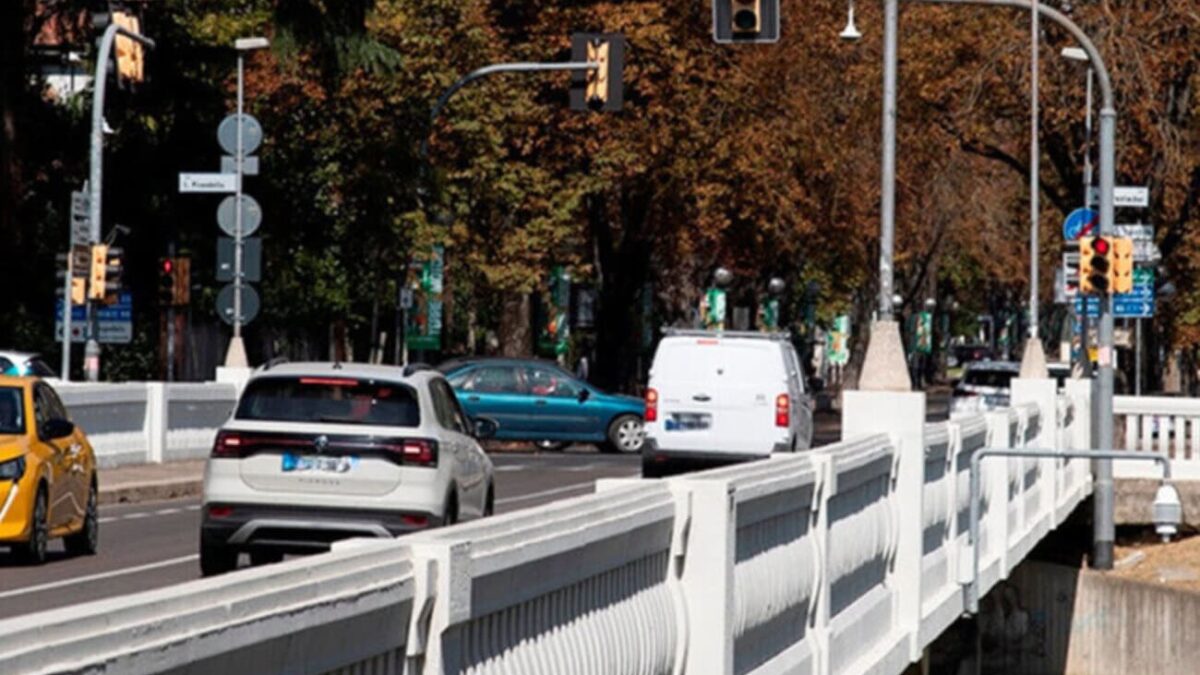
[661,328,792,341]
[403,362,435,377]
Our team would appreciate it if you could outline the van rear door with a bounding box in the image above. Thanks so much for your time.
[650,337,787,456]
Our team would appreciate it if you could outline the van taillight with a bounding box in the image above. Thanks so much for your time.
[775,394,790,428]
[212,430,244,458]
[645,388,659,422]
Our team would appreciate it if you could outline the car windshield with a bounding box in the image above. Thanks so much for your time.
[235,377,420,427]
[0,387,25,434]
[962,369,1017,389]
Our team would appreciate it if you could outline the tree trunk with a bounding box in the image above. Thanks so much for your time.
[0,1,26,325]
[497,293,531,357]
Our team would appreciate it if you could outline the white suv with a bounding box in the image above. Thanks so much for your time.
[200,362,496,576]
[642,330,814,477]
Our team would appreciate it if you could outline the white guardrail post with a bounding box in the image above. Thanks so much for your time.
[1012,379,1057,542]
[144,382,167,464]
[842,389,925,667]
[981,409,1013,584]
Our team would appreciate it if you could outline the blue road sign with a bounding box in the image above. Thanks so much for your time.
[54,292,133,343]
[1074,296,1155,318]
[1063,208,1098,241]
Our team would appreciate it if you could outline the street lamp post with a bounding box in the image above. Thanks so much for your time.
[1063,46,1093,377]
[83,22,155,381]
[845,0,1120,567]
[224,36,270,368]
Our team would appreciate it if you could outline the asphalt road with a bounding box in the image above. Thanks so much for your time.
[0,389,949,621]
[0,451,641,620]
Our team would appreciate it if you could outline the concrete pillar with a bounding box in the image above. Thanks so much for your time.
[842,389,925,661]
[144,382,167,464]
[859,320,913,392]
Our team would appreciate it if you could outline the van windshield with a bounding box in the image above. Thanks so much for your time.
[236,377,420,426]
[653,340,781,385]
[962,369,1017,389]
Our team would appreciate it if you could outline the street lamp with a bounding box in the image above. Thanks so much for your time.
[1061,46,1093,377]
[224,36,270,368]
[840,0,863,41]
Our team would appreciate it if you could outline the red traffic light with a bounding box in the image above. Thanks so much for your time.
[1093,237,1110,255]
[161,258,173,274]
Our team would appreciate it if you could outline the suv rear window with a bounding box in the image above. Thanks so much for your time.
[962,369,1017,388]
[236,377,420,427]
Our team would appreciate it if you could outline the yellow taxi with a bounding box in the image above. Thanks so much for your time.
[0,376,98,564]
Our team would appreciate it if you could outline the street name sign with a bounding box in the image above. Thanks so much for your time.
[1087,185,1150,209]
[179,173,238,193]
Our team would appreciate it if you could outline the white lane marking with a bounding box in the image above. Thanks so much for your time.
[0,555,198,600]
[496,472,639,506]
[98,504,200,524]
[494,465,527,472]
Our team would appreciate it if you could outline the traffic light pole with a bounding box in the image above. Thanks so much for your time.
[85,22,155,381]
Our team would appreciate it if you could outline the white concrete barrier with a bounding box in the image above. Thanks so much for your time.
[56,382,237,467]
[1114,394,1200,479]
[0,380,1097,675]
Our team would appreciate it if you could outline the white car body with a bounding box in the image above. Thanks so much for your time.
[200,362,494,574]
[951,360,1021,414]
[642,331,814,477]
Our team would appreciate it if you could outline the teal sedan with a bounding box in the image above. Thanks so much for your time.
[440,358,645,453]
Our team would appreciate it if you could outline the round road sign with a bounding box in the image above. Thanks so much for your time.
[1063,208,1098,241]
[217,195,262,236]
[217,283,260,326]
[217,114,263,156]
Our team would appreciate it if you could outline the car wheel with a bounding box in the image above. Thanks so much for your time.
[605,415,645,454]
[443,493,459,526]
[200,540,238,577]
[483,484,495,517]
[641,457,664,479]
[64,477,99,556]
[250,550,284,566]
[534,440,566,452]
[16,487,49,565]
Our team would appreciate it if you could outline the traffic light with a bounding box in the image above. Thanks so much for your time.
[570,33,625,113]
[713,0,780,43]
[88,244,108,301]
[1112,237,1134,294]
[159,258,176,306]
[1080,236,1112,295]
[112,11,145,83]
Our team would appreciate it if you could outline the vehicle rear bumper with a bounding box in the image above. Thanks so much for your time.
[641,440,769,476]
[200,503,442,554]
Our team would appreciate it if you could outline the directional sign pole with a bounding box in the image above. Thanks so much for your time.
[225,48,250,368]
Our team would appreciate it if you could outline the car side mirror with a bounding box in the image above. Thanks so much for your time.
[41,418,74,440]
[472,416,499,440]
[577,388,591,403]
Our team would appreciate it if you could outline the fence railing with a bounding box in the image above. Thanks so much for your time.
[56,382,237,467]
[0,379,1092,675]
[1114,394,1200,479]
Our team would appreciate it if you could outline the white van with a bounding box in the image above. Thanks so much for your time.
[642,330,814,477]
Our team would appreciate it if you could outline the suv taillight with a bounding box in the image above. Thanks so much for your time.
[645,388,659,422]
[775,394,790,428]
[212,430,244,458]
[383,439,437,466]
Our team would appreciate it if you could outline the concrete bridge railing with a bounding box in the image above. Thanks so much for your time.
[1114,394,1200,479]
[0,378,1092,675]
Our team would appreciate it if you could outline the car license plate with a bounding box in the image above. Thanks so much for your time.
[281,453,358,474]
[665,413,711,431]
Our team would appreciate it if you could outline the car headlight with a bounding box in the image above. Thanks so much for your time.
[0,456,26,482]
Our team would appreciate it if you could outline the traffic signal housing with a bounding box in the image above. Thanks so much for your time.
[1112,237,1134,294]
[1080,236,1112,295]
[570,33,625,112]
[103,247,124,300]
[88,244,108,301]
[159,258,176,306]
[713,0,780,43]
[112,11,146,83]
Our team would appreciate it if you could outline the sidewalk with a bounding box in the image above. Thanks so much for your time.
[98,460,205,505]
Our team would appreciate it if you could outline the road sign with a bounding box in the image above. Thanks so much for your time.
[70,190,90,245]
[1061,252,1080,298]
[1074,268,1155,317]
[217,194,262,236]
[1087,185,1150,209]
[217,114,263,156]
[217,237,262,282]
[179,173,238,193]
[1062,208,1097,240]
[221,155,259,176]
[1115,223,1153,240]
[217,283,260,325]
[54,292,132,343]
[399,287,414,310]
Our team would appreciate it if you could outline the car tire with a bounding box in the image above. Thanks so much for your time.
[534,440,566,452]
[604,414,645,454]
[200,540,238,577]
[483,484,495,517]
[250,550,284,567]
[443,493,459,527]
[16,486,49,565]
[641,457,664,479]
[64,477,99,556]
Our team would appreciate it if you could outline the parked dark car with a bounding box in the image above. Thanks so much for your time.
[439,358,645,453]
